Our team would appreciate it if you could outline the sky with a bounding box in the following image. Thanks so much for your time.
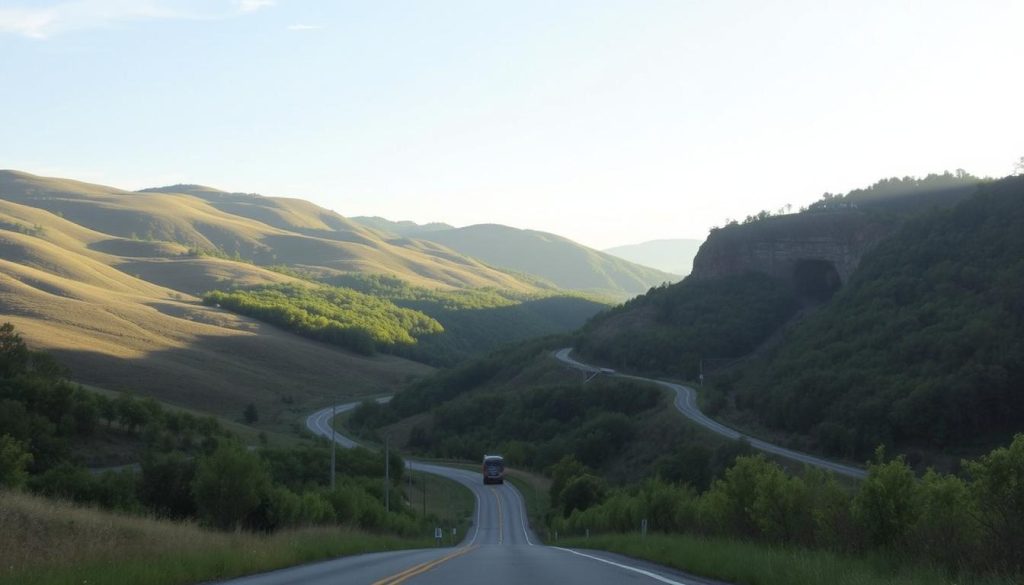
[2,0,1022,250]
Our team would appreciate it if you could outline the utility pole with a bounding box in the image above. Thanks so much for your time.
[330,403,336,489]
[384,435,390,513]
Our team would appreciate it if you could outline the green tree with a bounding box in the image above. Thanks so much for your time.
[0,322,29,377]
[243,403,259,424]
[140,451,197,519]
[911,469,980,568]
[559,474,607,517]
[852,448,920,549]
[964,433,1024,571]
[0,434,32,488]
[548,455,587,511]
[192,442,272,530]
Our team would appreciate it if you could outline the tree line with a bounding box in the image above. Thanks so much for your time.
[206,276,604,366]
[550,437,1024,576]
[576,272,799,378]
[204,283,444,356]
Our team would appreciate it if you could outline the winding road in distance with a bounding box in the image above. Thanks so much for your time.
[211,402,733,585]
[554,347,867,480]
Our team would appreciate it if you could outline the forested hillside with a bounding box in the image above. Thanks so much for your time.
[724,175,1024,457]
[204,276,606,365]
[576,272,800,378]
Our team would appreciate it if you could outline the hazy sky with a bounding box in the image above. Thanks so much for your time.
[2,1,1022,249]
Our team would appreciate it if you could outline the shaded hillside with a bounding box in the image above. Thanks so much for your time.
[576,273,800,378]
[405,223,678,297]
[603,238,702,276]
[725,175,1024,457]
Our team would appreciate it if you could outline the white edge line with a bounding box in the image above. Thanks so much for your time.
[552,547,693,585]
[515,485,533,546]
[469,486,481,546]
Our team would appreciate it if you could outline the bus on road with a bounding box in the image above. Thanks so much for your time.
[482,455,504,485]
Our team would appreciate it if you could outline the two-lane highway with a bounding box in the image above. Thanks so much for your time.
[554,347,867,479]
[213,402,733,585]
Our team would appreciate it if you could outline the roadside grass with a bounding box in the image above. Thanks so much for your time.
[558,533,1018,585]
[0,489,431,585]
[402,470,474,545]
[502,469,550,541]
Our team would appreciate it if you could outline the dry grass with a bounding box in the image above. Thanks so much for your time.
[0,490,222,573]
[0,490,432,585]
[0,170,538,291]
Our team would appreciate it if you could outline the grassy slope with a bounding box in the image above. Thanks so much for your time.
[1,170,538,292]
[0,490,433,585]
[405,223,679,297]
[0,190,430,428]
[560,534,1013,585]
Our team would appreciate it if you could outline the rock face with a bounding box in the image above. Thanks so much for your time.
[691,211,895,297]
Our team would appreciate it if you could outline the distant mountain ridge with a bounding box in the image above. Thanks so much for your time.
[603,238,701,276]
[352,218,678,298]
[350,216,454,237]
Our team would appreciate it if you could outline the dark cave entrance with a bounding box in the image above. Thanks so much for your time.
[792,259,842,302]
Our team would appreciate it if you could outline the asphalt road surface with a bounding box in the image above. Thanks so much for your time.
[211,402,734,585]
[554,347,867,479]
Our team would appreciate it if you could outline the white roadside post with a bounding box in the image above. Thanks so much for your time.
[330,403,336,489]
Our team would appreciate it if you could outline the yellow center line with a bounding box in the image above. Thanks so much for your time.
[493,486,503,544]
[371,545,478,585]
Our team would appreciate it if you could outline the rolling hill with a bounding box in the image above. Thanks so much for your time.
[0,171,537,292]
[0,170,608,421]
[353,219,679,298]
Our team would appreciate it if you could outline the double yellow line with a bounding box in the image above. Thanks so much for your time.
[371,545,478,585]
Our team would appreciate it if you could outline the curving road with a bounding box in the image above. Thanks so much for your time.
[554,348,866,480]
[211,402,734,585]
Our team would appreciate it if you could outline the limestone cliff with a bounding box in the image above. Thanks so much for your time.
[690,211,896,298]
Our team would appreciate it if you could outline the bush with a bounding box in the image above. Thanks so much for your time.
[0,434,32,488]
[192,442,272,530]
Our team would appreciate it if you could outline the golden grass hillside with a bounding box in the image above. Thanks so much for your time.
[0,170,537,291]
[0,176,432,427]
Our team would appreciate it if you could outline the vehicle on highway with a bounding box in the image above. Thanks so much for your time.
[482,454,505,484]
